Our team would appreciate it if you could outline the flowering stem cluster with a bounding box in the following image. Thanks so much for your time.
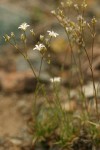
[51,0,99,121]
[3,22,60,123]
[3,0,100,147]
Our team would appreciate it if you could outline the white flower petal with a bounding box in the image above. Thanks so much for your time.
[18,22,30,31]
[50,77,61,83]
[33,43,46,51]
[47,30,59,37]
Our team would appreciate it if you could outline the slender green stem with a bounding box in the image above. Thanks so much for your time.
[13,37,17,46]
[26,57,37,79]
[53,83,68,126]
[84,47,99,121]
[33,82,40,116]
[24,31,27,57]
[33,55,45,117]
[61,51,67,72]
[91,36,94,64]
[38,56,44,79]
[77,51,89,115]
[91,25,95,64]
[65,30,89,116]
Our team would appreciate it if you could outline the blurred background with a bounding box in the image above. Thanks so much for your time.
[0,0,100,149]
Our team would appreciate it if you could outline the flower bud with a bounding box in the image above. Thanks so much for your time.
[11,32,15,38]
[20,34,25,41]
[3,34,11,42]
[30,29,35,36]
[91,17,97,24]
[40,35,44,42]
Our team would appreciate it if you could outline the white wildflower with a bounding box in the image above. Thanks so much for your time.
[66,27,73,32]
[66,0,73,7]
[61,2,64,7]
[74,4,79,10]
[47,30,59,37]
[81,0,87,8]
[50,77,61,83]
[51,10,56,15]
[77,15,83,21]
[18,22,30,31]
[33,43,46,51]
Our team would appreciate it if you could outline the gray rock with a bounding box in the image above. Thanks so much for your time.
[83,82,100,98]
[0,4,30,45]
[70,82,100,99]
